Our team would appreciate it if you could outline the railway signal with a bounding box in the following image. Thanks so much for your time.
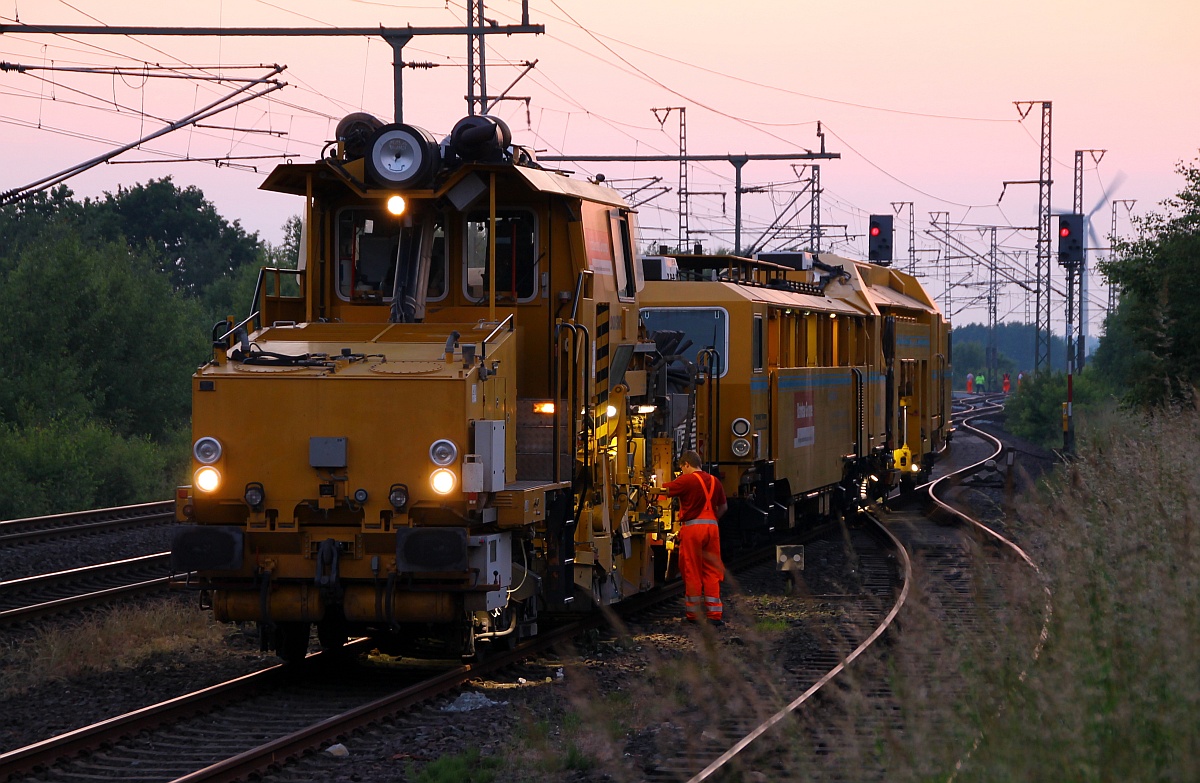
[868,214,893,264]
[1057,213,1084,266]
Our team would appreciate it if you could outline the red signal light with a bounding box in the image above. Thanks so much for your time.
[870,225,881,237]
[1059,226,1071,238]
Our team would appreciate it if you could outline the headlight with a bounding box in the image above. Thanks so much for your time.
[353,488,369,504]
[193,436,223,464]
[389,483,410,511]
[911,463,921,473]
[244,483,265,509]
[731,438,752,458]
[731,417,751,437]
[195,466,221,493]
[429,439,459,466]
[431,468,457,495]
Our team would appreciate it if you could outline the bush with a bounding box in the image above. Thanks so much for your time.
[0,416,181,519]
[1005,370,1118,449]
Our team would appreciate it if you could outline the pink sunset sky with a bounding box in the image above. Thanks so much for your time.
[2,0,1197,338]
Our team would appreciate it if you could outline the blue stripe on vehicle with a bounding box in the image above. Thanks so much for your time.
[747,372,886,392]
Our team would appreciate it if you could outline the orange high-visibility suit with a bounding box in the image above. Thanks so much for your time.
[666,470,727,621]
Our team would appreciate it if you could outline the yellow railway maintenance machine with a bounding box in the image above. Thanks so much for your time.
[638,251,950,542]
[171,115,683,661]
[849,258,952,494]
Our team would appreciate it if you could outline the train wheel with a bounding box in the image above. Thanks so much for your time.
[274,621,311,663]
[317,611,349,652]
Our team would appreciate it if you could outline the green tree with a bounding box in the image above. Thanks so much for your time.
[1088,304,1149,399]
[95,177,261,295]
[0,186,89,268]
[949,334,1017,390]
[953,321,1065,375]
[0,181,271,518]
[200,215,302,327]
[0,232,207,441]
[1099,157,1200,407]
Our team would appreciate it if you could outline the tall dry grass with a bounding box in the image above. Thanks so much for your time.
[948,407,1200,781]
[0,598,234,696]
[502,407,1200,781]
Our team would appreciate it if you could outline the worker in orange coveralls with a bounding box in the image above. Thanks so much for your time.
[665,450,728,625]
[1003,373,1011,394]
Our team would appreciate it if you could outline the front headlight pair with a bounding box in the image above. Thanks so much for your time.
[192,435,464,498]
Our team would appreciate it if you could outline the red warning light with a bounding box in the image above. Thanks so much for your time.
[1059,226,1071,238]
[870,225,882,237]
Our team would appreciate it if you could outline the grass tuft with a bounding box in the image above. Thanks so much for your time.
[0,597,236,695]
[411,747,501,783]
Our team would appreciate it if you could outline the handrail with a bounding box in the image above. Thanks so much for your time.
[552,322,576,484]
[480,313,515,360]
[697,348,722,467]
[217,311,261,344]
[570,269,593,322]
[249,266,304,332]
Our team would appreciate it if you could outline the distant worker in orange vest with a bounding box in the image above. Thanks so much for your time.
[1003,372,1011,394]
[665,450,728,625]
[966,372,974,393]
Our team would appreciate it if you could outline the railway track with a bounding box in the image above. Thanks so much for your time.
[669,394,1050,781]
[0,400,1050,781]
[0,528,848,783]
[0,501,174,547]
[0,502,177,622]
[0,553,171,625]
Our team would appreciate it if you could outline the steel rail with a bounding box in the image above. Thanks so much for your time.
[0,516,834,781]
[686,394,1014,781]
[175,536,804,783]
[0,501,174,546]
[685,513,911,783]
[169,622,595,783]
[930,396,1043,569]
[0,577,169,625]
[0,655,300,778]
[0,553,172,625]
[0,552,168,595]
[926,395,1054,781]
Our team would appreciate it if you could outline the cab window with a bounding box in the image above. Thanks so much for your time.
[611,211,637,301]
[752,315,764,372]
[463,209,538,302]
[640,307,729,378]
[335,206,445,303]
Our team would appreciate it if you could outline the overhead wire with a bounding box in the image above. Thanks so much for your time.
[11,1,1094,327]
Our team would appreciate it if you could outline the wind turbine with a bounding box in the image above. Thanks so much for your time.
[1079,170,1127,367]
